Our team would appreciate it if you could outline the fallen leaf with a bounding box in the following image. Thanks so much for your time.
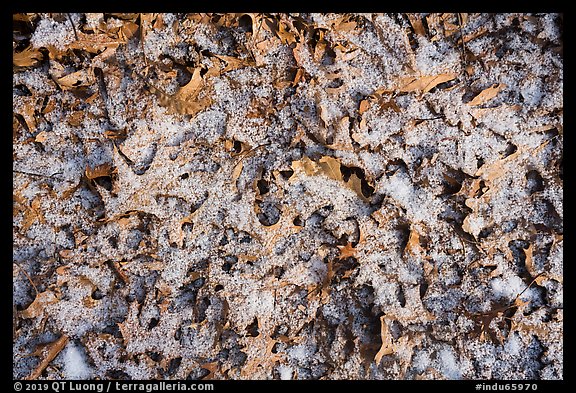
[318,156,342,181]
[359,99,371,115]
[398,73,458,93]
[213,54,255,73]
[85,163,114,180]
[21,291,58,319]
[277,22,298,45]
[69,32,126,53]
[337,242,357,260]
[291,155,317,176]
[163,67,214,116]
[231,161,244,191]
[25,335,68,380]
[407,14,426,36]
[468,83,506,106]
[291,156,370,202]
[347,173,369,202]
[34,131,49,143]
[404,226,424,256]
[179,67,204,101]
[524,244,537,277]
[374,316,394,364]
[13,46,43,67]
[199,362,218,380]
[56,69,94,90]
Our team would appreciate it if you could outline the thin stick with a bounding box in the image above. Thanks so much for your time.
[13,262,39,296]
[66,13,79,41]
[13,169,63,179]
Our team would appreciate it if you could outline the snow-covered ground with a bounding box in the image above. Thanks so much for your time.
[13,13,562,380]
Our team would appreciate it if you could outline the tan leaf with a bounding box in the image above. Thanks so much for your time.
[468,83,506,106]
[213,54,255,73]
[359,99,371,115]
[407,14,426,36]
[69,32,125,53]
[335,20,357,32]
[165,68,214,116]
[404,226,424,256]
[291,156,370,201]
[524,244,536,277]
[59,249,74,259]
[231,161,244,191]
[398,73,458,93]
[56,69,93,89]
[200,361,219,380]
[85,163,114,180]
[13,46,43,67]
[277,22,298,45]
[21,291,58,319]
[318,104,330,128]
[318,156,342,181]
[178,67,204,101]
[347,173,369,202]
[292,68,305,86]
[337,242,357,260]
[25,335,68,380]
[291,156,318,176]
[34,131,49,143]
[104,129,127,140]
[374,316,394,364]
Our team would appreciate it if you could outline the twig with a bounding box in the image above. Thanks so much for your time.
[13,169,63,179]
[13,262,39,296]
[456,13,469,83]
[25,335,68,380]
[66,13,79,41]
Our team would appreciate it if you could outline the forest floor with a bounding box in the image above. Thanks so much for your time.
[13,13,562,380]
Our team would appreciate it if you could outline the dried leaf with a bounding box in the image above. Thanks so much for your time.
[277,22,298,45]
[347,173,369,202]
[318,156,342,181]
[21,291,58,319]
[34,131,49,143]
[404,226,424,256]
[179,67,204,101]
[468,83,506,106]
[337,242,357,260]
[291,156,317,176]
[524,244,537,277]
[85,163,114,180]
[165,67,214,116]
[213,54,255,73]
[407,14,426,36]
[291,156,369,202]
[69,32,126,53]
[398,73,458,93]
[56,69,94,90]
[25,335,69,380]
[200,362,218,380]
[335,20,357,32]
[13,46,43,67]
[231,161,244,191]
[359,99,371,115]
[318,104,330,128]
[374,316,394,364]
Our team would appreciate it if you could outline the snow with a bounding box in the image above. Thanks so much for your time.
[277,364,293,380]
[438,347,462,380]
[30,17,74,50]
[62,342,92,379]
[13,12,562,381]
